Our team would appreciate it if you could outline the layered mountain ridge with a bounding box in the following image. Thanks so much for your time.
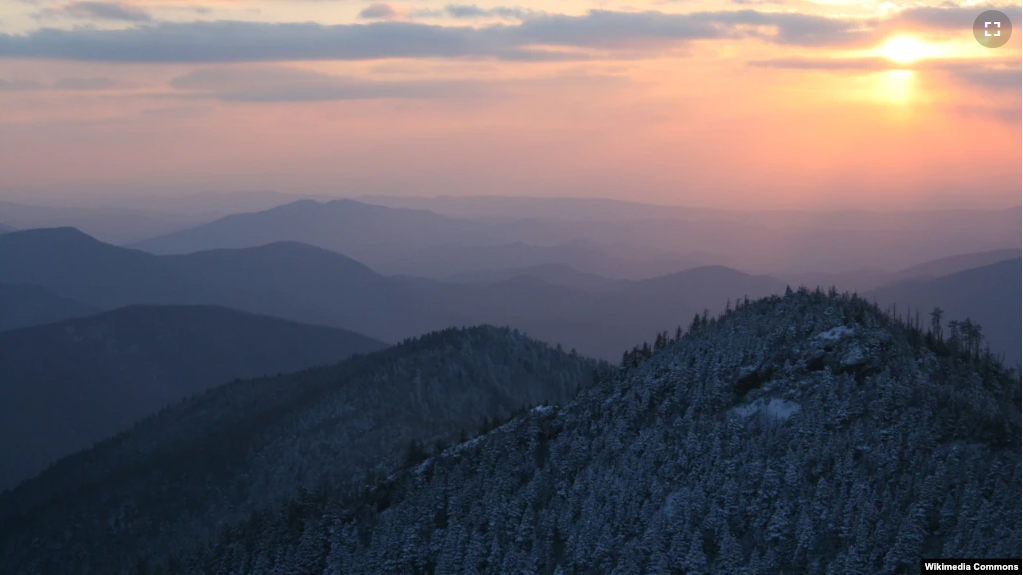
[0,227,783,359]
[0,304,385,489]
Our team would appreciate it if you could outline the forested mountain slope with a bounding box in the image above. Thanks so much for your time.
[0,326,601,575]
[172,290,1019,574]
[0,305,385,489]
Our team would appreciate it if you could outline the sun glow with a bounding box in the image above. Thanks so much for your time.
[876,36,933,64]
[875,69,915,105]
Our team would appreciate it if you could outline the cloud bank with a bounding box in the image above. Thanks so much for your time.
[6,7,1006,63]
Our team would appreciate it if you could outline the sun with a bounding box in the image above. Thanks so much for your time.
[876,36,933,64]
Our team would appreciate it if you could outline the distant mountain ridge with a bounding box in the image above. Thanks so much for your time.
[0,283,98,331]
[132,199,504,263]
[0,227,786,359]
[2,227,1016,363]
[130,198,1020,275]
[883,248,1022,284]
[865,258,1022,365]
[134,199,709,281]
[784,248,1023,295]
[0,304,385,489]
[0,227,188,307]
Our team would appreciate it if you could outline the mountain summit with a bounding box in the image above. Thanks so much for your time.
[175,289,1019,574]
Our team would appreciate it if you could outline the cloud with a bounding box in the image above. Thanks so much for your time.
[359,3,401,21]
[0,7,1007,63]
[0,21,492,62]
[750,56,1022,86]
[60,1,152,22]
[0,77,119,91]
[707,9,876,47]
[934,61,1022,93]
[440,5,540,21]
[166,64,630,102]
[168,65,489,101]
[0,79,43,91]
[749,55,1021,98]
[141,104,214,118]
[52,77,120,89]
[884,4,1015,32]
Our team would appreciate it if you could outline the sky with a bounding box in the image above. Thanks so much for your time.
[0,0,1020,210]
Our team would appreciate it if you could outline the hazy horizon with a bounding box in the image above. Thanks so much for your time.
[2,189,1021,213]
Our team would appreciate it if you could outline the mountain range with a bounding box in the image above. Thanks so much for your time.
[132,199,508,266]
[0,305,384,489]
[3,226,1020,364]
[0,326,601,574]
[133,198,708,282]
[0,227,784,360]
[130,198,1020,276]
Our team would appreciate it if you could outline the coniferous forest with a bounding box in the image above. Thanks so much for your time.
[1,289,1017,574]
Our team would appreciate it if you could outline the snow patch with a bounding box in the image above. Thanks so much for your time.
[815,325,855,343]
[446,433,488,457]
[413,458,434,476]
[731,398,801,421]
[840,345,866,367]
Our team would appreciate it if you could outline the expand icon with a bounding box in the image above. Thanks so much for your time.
[973,10,1013,48]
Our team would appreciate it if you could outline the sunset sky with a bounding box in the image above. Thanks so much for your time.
[0,0,1020,209]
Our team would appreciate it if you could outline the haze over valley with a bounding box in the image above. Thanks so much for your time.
[1,199,1018,367]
